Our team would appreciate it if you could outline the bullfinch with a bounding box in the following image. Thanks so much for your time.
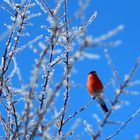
[86,71,108,112]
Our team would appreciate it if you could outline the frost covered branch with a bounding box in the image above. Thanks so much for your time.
[106,107,140,140]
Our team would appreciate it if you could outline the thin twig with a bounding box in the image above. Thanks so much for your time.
[106,108,140,140]
[58,0,70,135]
[63,97,96,125]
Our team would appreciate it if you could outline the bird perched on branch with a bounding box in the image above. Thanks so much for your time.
[86,71,108,112]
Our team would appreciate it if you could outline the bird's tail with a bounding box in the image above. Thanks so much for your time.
[97,96,108,113]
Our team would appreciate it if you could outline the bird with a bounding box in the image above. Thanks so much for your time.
[86,71,108,112]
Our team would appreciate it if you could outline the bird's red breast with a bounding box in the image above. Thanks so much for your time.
[86,73,103,96]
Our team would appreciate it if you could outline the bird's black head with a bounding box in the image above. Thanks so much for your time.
[88,71,97,75]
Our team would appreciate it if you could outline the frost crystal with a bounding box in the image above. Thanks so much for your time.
[83,52,100,59]
[3,0,11,5]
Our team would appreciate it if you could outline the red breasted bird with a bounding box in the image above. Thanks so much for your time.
[86,71,108,112]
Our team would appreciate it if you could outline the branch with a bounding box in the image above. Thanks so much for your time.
[63,97,95,125]
[58,0,70,135]
[106,107,140,140]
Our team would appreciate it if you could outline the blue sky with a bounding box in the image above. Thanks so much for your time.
[0,0,140,139]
